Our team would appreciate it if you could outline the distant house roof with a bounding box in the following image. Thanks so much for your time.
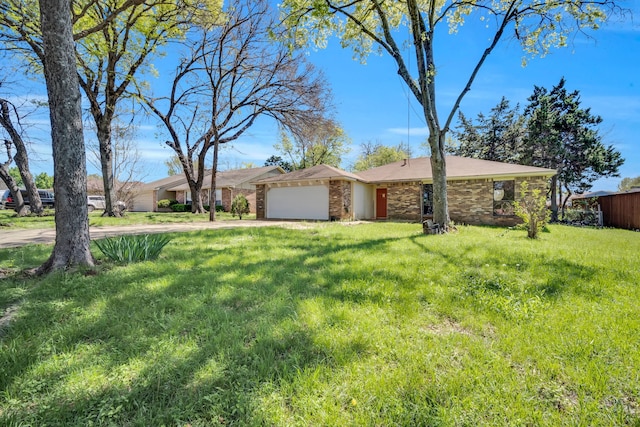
[140,174,189,191]
[574,187,640,199]
[167,165,284,191]
[356,156,556,183]
[572,190,616,199]
[252,164,364,184]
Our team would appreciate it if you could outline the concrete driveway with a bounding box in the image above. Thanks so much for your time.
[0,220,314,249]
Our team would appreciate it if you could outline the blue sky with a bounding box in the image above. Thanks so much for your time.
[6,2,640,191]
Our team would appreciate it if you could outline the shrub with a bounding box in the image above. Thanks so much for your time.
[216,204,225,212]
[157,199,178,209]
[231,194,250,219]
[95,234,172,263]
[170,203,189,212]
[514,181,550,239]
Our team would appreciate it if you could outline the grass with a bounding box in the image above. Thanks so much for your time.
[0,210,255,229]
[0,223,638,426]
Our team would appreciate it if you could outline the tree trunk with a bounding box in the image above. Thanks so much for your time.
[549,175,559,222]
[0,167,28,215]
[37,0,94,274]
[0,99,43,215]
[209,141,220,222]
[97,121,120,217]
[427,130,450,232]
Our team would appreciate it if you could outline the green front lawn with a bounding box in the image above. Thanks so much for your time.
[0,224,638,426]
[0,210,254,229]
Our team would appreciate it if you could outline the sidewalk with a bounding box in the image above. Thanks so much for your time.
[0,220,312,249]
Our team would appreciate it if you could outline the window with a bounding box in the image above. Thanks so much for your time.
[493,180,515,216]
[422,184,433,215]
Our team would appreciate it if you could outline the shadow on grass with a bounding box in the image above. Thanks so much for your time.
[0,226,430,425]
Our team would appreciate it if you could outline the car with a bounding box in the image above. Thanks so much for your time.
[0,189,9,209]
[87,195,106,212]
[4,189,55,210]
[87,195,127,212]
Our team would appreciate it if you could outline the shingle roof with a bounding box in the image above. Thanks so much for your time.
[167,165,283,191]
[252,164,364,184]
[140,174,188,191]
[356,156,556,183]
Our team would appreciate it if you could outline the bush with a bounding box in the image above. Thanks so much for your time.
[170,203,189,212]
[231,194,250,219]
[216,204,225,212]
[157,199,178,209]
[95,234,172,263]
[514,181,550,239]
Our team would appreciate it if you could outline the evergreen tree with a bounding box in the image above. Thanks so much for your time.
[522,78,623,220]
[449,97,525,163]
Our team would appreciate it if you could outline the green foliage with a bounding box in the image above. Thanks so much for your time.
[1,224,639,425]
[8,167,22,187]
[618,176,640,192]
[352,141,410,171]
[34,172,54,189]
[157,199,178,209]
[230,194,250,219]
[164,155,183,176]
[264,155,293,172]
[522,78,623,194]
[170,203,189,212]
[449,97,525,163]
[274,121,350,170]
[94,233,172,263]
[514,181,551,239]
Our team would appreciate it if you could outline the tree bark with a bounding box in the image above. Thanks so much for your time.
[0,99,43,215]
[209,140,219,222]
[428,131,450,229]
[37,0,94,274]
[0,165,27,215]
[549,175,559,222]
[96,120,120,217]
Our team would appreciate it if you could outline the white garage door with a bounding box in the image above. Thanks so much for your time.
[267,185,329,220]
[131,191,155,212]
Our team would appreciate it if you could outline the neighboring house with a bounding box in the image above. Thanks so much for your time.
[575,188,640,230]
[130,166,284,212]
[167,166,284,213]
[253,156,557,226]
[129,174,189,212]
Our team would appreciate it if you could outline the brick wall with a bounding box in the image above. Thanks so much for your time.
[385,182,422,221]
[256,184,265,219]
[447,176,549,226]
[329,180,352,220]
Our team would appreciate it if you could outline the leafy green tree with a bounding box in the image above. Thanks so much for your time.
[352,141,410,172]
[230,193,250,219]
[8,166,22,187]
[35,172,53,189]
[264,155,293,173]
[279,0,623,231]
[618,176,640,192]
[165,155,183,177]
[275,119,350,170]
[522,78,623,220]
[1,0,224,217]
[449,97,525,164]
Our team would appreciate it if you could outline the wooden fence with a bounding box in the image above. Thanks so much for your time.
[598,191,640,230]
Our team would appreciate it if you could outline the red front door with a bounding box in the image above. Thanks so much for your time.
[376,188,387,218]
